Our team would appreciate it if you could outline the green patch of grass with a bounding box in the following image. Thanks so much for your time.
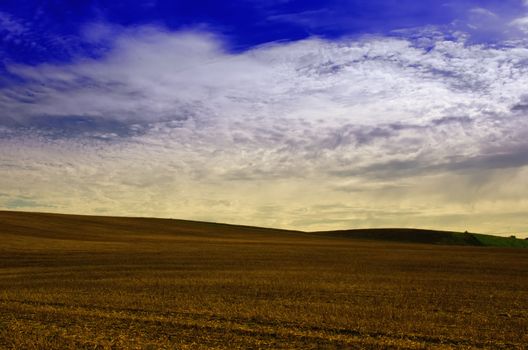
[472,233,528,248]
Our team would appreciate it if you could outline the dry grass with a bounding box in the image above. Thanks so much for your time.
[0,211,527,349]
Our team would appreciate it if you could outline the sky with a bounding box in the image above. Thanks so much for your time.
[2,1,528,235]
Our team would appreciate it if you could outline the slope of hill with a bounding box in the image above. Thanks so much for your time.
[0,210,526,247]
[314,228,528,248]
[0,210,305,242]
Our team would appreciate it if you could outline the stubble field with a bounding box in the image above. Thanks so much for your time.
[0,211,527,349]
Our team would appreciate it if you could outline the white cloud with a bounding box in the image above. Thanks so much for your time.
[511,16,528,32]
[3,24,528,131]
[469,7,497,18]
[2,24,528,233]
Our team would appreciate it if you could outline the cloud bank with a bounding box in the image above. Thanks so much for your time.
[2,22,528,234]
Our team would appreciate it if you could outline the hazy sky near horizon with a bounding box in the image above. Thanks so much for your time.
[2,1,528,235]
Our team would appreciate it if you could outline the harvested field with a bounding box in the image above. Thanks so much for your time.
[0,211,527,349]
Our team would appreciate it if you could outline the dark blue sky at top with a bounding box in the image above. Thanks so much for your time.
[0,0,526,66]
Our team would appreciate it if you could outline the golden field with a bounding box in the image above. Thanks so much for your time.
[0,211,527,349]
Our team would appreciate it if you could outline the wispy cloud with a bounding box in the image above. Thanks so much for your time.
[2,23,528,233]
[0,11,33,50]
[4,197,53,209]
[0,11,28,35]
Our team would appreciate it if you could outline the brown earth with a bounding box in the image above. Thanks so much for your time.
[0,211,527,349]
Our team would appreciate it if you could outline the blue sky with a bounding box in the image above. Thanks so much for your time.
[2,0,527,64]
[2,1,528,235]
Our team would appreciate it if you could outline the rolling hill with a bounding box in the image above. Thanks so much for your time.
[314,228,528,247]
[1,210,526,248]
